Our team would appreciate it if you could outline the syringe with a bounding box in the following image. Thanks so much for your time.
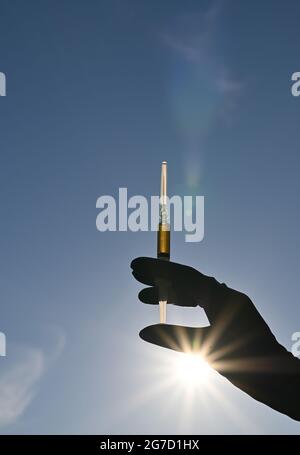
[157,161,170,324]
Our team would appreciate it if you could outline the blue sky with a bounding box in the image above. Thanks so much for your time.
[0,0,300,434]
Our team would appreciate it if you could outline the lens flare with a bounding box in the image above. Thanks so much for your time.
[173,353,211,388]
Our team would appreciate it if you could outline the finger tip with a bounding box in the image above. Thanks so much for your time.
[138,288,158,304]
[130,257,139,269]
[130,256,152,269]
[139,324,162,344]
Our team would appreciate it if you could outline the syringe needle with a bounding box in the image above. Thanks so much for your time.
[157,161,170,324]
[159,300,167,324]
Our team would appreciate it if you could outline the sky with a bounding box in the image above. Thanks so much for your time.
[0,0,300,434]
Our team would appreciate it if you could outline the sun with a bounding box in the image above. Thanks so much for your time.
[172,352,212,388]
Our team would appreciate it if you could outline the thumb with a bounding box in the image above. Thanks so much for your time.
[139,324,212,354]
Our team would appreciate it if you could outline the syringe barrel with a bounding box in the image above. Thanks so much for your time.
[157,223,170,260]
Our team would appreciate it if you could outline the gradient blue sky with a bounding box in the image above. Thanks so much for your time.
[0,0,300,434]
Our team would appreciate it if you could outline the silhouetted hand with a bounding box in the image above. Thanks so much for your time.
[131,257,300,421]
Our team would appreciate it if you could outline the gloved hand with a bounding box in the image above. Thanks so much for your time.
[131,257,300,421]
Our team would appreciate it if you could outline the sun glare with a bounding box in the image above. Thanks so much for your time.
[173,353,211,388]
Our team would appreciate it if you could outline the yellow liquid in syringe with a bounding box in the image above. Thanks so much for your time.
[157,223,170,260]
